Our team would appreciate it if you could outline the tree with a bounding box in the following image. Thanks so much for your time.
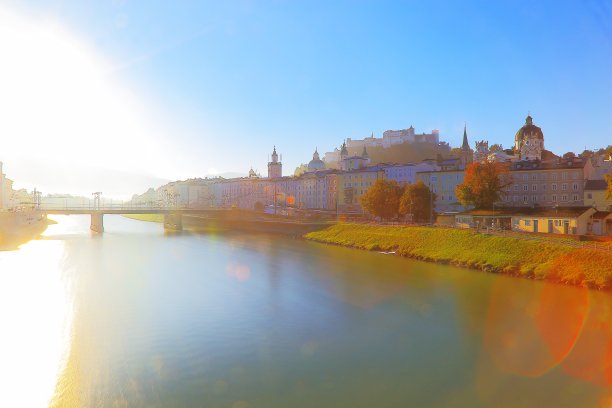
[563,152,576,160]
[607,173,612,200]
[455,161,511,209]
[399,181,436,223]
[450,147,463,157]
[360,179,403,221]
[580,149,594,158]
[294,164,308,176]
[489,144,504,153]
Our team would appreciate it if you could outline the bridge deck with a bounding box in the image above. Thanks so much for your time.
[41,208,227,215]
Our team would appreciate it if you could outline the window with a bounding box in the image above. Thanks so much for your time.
[562,195,568,202]
[573,194,579,201]
[552,184,557,191]
[532,174,537,180]
[572,183,578,191]
[542,195,547,202]
[431,176,437,182]
[525,220,532,226]
[513,196,518,202]
[532,185,537,191]
[523,174,528,181]
[552,195,557,202]
[514,185,519,191]
[562,172,568,180]
[523,185,528,191]
[551,173,557,180]
[523,195,528,202]
[562,183,567,191]
[532,195,537,201]
[587,193,593,199]
[542,184,546,191]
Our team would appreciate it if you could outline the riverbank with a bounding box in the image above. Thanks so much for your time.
[0,211,50,250]
[304,223,612,290]
[123,214,164,223]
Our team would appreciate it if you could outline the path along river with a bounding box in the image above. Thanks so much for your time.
[0,215,610,407]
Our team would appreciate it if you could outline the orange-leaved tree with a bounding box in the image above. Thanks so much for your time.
[399,181,435,222]
[360,179,403,220]
[606,172,612,200]
[455,160,510,209]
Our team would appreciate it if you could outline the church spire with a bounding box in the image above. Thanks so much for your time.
[461,123,469,149]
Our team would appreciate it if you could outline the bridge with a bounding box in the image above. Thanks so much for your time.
[41,206,227,233]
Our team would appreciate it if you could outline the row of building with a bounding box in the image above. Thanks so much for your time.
[0,162,27,210]
[134,115,611,234]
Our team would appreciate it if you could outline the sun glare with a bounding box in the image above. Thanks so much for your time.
[0,7,162,176]
[0,239,73,407]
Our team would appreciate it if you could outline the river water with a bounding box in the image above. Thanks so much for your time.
[0,215,610,407]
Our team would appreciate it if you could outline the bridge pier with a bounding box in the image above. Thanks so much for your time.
[164,213,183,231]
[90,212,104,233]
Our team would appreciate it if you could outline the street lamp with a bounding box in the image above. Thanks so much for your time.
[92,192,102,210]
[428,181,434,225]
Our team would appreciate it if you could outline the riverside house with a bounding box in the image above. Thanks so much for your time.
[455,206,609,236]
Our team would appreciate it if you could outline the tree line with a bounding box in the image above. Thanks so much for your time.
[360,161,511,221]
[360,180,436,222]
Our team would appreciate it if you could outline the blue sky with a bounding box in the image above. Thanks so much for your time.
[2,0,612,195]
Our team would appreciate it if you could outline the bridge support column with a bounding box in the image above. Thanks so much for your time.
[164,213,183,231]
[90,212,104,233]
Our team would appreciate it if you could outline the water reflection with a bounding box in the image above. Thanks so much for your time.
[0,215,610,407]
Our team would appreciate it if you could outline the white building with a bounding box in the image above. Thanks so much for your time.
[383,162,439,185]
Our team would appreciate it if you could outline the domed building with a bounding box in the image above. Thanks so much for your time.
[307,148,325,171]
[514,114,544,161]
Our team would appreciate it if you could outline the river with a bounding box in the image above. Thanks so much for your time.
[0,215,610,407]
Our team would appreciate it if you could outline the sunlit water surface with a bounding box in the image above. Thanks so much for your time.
[0,215,610,407]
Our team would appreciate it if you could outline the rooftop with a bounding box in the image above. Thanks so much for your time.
[585,179,608,191]
[460,206,596,218]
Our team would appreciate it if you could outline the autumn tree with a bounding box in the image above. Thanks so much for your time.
[607,173,612,200]
[399,181,435,223]
[360,179,403,221]
[455,161,511,209]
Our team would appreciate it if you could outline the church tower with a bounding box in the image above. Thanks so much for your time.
[514,114,544,161]
[267,146,282,178]
[474,140,490,163]
[338,141,349,168]
[460,124,473,166]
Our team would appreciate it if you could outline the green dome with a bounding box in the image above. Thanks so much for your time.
[515,115,544,143]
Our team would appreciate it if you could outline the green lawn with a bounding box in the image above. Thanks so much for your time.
[305,223,612,290]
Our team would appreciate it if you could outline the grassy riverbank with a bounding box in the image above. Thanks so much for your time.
[123,214,164,223]
[305,224,612,290]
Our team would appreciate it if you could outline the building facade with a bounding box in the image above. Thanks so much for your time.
[416,169,466,213]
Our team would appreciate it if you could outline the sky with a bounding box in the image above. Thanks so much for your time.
[1,0,611,198]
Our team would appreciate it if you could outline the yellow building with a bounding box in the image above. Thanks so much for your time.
[510,207,596,235]
[337,167,385,213]
[584,179,611,211]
